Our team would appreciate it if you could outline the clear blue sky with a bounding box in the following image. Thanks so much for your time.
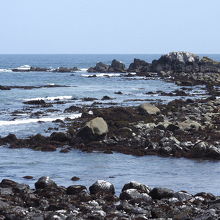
[0,0,219,54]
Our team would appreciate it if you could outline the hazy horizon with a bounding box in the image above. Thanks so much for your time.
[1,0,220,54]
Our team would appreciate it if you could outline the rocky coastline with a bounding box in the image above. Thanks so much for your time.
[0,176,219,219]
[1,52,220,219]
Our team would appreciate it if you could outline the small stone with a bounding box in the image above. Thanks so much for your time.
[71,176,80,181]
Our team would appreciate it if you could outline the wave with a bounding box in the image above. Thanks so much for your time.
[81,73,121,77]
[0,113,81,126]
[23,96,73,102]
[0,69,13,72]
[79,68,88,72]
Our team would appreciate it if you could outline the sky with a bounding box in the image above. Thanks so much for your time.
[0,0,220,54]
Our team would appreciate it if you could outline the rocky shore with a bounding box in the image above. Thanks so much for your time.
[1,52,220,219]
[0,96,219,160]
[0,177,219,219]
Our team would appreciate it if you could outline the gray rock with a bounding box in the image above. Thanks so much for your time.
[122,181,150,194]
[139,103,160,115]
[120,189,152,202]
[89,180,115,195]
[162,52,200,64]
[173,191,192,201]
[78,117,108,140]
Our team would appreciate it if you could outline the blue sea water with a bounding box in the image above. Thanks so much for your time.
[0,54,220,194]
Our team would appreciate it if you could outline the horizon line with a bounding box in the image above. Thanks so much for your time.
[0,53,220,55]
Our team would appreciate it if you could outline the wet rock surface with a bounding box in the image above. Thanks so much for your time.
[0,177,219,219]
[0,96,220,160]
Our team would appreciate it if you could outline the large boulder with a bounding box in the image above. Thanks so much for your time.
[122,181,151,194]
[89,180,115,195]
[139,103,160,115]
[120,189,152,202]
[35,176,57,189]
[78,117,108,140]
[149,187,174,200]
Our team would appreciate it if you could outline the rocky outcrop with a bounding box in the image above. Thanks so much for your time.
[0,178,219,219]
[151,51,200,73]
[109,59,126,72]
[128,58,151,73]
[12,66,79,72]
[87,62,110,73]
[127,52,220,85]
[88,59,126,73]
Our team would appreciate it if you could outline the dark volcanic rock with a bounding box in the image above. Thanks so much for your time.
[88,62,110,73]
[23,99,46,105]
[128,58,151,73]
[109,59,126,73]
[50,132,69,142]
[149,187,174,199]
[35,176,57,189]
[0,85,11,90]
[66,185,87,195]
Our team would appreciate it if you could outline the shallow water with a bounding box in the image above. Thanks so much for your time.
[0,147,220,195]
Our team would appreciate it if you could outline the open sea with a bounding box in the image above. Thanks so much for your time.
[0,54,220,194]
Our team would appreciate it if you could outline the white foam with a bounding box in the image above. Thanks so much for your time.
[79,68,88,72]
[0,113,81,126]
[0,69,12,72]
[81,73,121,77]
[15,65,31,71]
[23,96,73,101]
